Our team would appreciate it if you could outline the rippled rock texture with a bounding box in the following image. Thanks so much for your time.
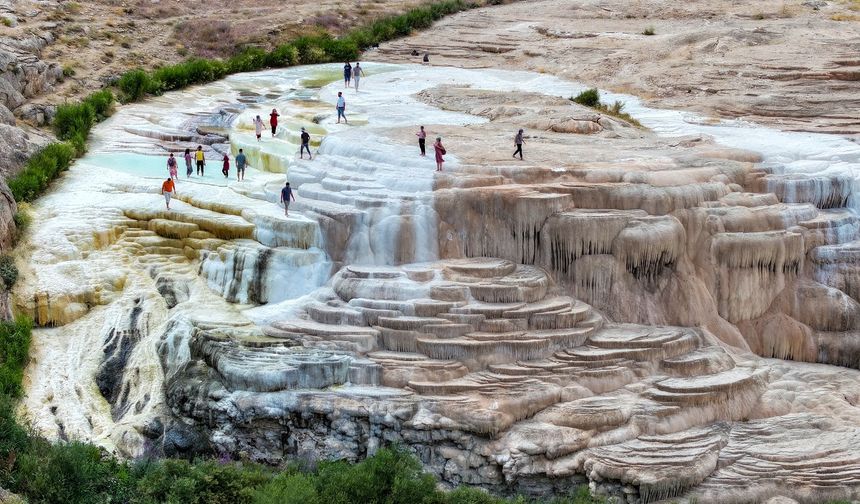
[13,64,860,503]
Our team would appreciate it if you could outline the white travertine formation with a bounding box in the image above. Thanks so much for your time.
[13,64,860,503]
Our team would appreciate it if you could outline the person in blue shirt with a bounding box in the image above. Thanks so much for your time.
[280,182,296,216]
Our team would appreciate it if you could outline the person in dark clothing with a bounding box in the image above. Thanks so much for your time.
[513,128,524,160]
[343,62,352,87]
[221,153,230,178]
[235,149,247,181]
[416,126,427,156]
[280,182,296,216]
[300,127,312,159]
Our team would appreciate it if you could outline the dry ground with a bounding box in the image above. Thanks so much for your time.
[378,0,860,135]
[3,0,423,104]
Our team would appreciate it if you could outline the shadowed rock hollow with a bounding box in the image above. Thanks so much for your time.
[12,63,860,503]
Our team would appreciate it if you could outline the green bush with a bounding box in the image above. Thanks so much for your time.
[252,472,319,504]
[572,88,600,107]
[642,26,655,36]
[0,255,17,291]
[118,69,154,101]
[8,142,76,202]
[52,102,94,143]
[265,44,299,67]
[227,47,269,74]
[131,458,269,504]
[12,209,31,234]
[0,317,32,398]
[12,440,133,504]
[82,90,114,119]
[315,446,441,504]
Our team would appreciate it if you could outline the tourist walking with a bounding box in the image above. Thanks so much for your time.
[270,108,280,137]
[336,92,347,123]
[433,137,446,172]
[167,153,178,180]
[195,145,205,176]
[254,115,264,141]
[343,62,352,87]
[221,153,230,178]
[416,126,427,156]
[184,148,193,178]
[513,128,524,160]
[353,62,364,92]
[300,127,312,159]
[236,148,247,181]
[161,177,176,210]
[280,182,296,216]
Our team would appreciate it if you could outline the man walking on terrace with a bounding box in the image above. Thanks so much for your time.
[161,177,176,210]
[300,127,312,159]
[236,148,247,181]
[280,182,296,217]
[336,92,347,124]
[513,128,525,160]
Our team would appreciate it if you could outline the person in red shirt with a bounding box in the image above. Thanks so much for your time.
[222,153,230,178]
[161,177,176,210]
[270,108,280,137]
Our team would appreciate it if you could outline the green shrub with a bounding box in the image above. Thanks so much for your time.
[444,486,506,504]
[8,142,76,202]
[117,69,153,101]
[265,44,299,67]
[227,47,269,74]
[252,473,319,504]
[0,317,32,398]
[642,26,655,36]
[82,90,114,119]
[12,207,31,235]
[572,88,600,107]
[131,458,269,504]
[52,102,94,144]
[0,256,17,291]
[12,441,133,504]
[315,446,441,504]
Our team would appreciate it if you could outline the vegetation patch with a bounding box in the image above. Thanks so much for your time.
[8,142,77,202]
[571,88,643,128]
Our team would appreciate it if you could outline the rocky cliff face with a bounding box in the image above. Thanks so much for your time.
[0,2,64,251]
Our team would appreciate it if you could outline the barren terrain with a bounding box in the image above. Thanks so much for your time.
[379,0,860,135]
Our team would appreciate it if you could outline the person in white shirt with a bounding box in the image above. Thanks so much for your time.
[336,92,347,124]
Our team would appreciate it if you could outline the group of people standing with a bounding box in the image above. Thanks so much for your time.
[161,145,249,210]
[165,145,248,181]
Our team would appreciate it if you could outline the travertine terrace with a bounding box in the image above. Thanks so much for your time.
[12,61,860,503]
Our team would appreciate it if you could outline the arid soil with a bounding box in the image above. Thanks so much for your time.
[1,0,422,106]
[378,0,860,136]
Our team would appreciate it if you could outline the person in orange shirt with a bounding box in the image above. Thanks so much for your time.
[161,177,176,210]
